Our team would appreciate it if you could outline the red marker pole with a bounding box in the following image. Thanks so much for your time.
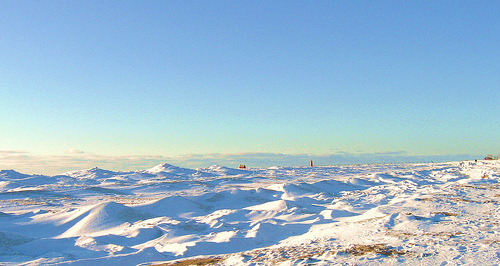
[310,160,313,167]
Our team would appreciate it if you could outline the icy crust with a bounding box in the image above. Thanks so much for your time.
[0,161,500,265]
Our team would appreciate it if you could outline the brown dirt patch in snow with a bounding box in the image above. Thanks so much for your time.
[150,257,223,266]
[388,230,462,240]
[341,244,407,257]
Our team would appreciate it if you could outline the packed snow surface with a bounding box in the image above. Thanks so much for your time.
[1,160,500,265]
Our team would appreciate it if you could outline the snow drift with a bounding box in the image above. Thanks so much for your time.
[1,161,500,265]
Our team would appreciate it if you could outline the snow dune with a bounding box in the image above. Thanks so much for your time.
[1,161,500,265]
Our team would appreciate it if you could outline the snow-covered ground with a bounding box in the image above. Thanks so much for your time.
[1,160,500,265]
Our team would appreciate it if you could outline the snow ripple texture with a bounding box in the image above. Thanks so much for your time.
[1,161,500,265]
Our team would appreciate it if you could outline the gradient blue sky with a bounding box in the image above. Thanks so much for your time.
[1,1,499,174]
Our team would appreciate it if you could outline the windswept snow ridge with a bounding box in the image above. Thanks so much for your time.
[1,161,500,265]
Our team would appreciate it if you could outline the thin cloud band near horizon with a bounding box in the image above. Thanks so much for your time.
[0,150,481,175]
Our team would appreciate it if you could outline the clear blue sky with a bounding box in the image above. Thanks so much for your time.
[1,1,499,174]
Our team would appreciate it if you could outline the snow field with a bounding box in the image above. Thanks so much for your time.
[0,161,500,265]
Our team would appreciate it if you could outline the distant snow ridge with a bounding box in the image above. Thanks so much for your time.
[200,165,250,176]
[0,170,62,191]
[0,170,31,180]
[64,167,125,180]
[143,163,197,177]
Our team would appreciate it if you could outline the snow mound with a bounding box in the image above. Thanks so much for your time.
[143,163,197,177]
[201,165,249,176]
[64,167,124,180]
[193,188,277,209]
[266,182,322,199]
[0,170,31,180]
[59,202,152,238]
[137,196,210,218]
[245,199,290,212]
[310,179,366,194]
